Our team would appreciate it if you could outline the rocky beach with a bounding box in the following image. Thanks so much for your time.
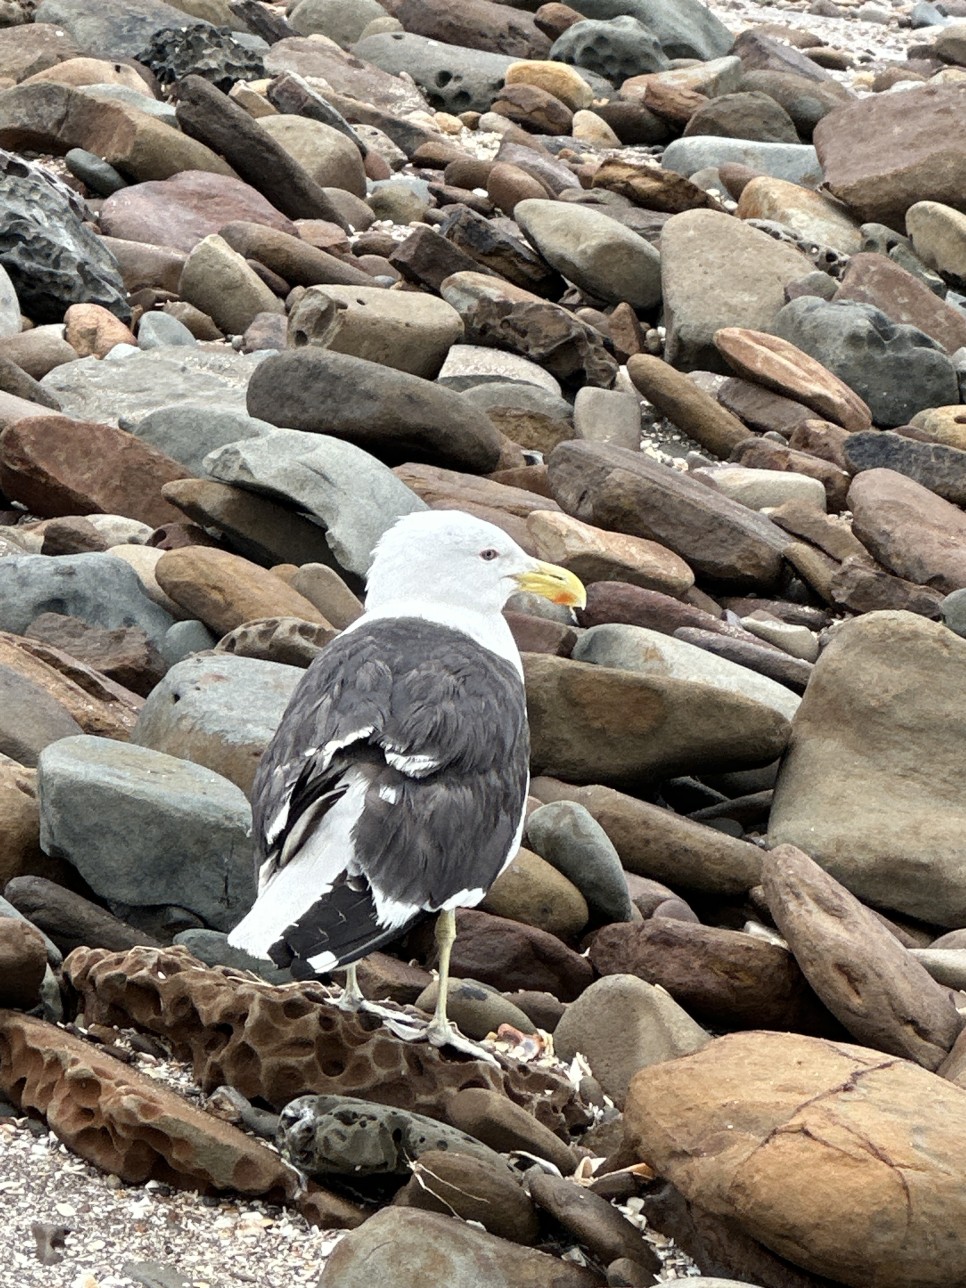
[3,0,966,1284]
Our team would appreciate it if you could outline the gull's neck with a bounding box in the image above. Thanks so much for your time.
[349,598,523,675]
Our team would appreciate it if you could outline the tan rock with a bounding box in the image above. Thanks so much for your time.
[154,547,330,637]
[504,59,593,110]
[64,304,137,359]
[570,109,620,146]
[526,508,693,596]
[179,233,284,337]
[626,353,751,458]
[849,467,966,593]
[0,24,80,83]
[257,115,366,197]
[593,158,725,214]
[481,846,589,940]
[624,1030,966,1288]
[23,57,153,94]
[737,175,863,254]
[906,199,966,280]
[910,405,966,448]
[834,253,966,355]
[0,758,44,890]
[0,918,47,1009]
[714,326,872,432]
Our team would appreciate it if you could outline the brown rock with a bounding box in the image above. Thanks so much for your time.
[714,327,872,432]
[579,582,779,653]
[154,547,330,636]
[530,778,764,895]
[215,617,335,668]
[100,172,298,254]
[487,161,553,215]
[761,844,962,1069]
[102,237,187,295]
[592,158,725,214]
[23,613,165,698]
[627,354,753,459]
[548,440,790,589]
[621,77,708,127]
[787,418,852,471]
[218,221,373,288]
[814,82,966,229]
[0,1010,298,1199]
[588,919,831,1032]
[736,176,863,254]
[529,1172,661,1272]
[65,945,588,1135]
[0,82,232,182]
[834,252,966,355]
[505,610,576,656]
[624,1030,966,1288]
[729,438,851,512]
[393,1148,540,1244]
[533,5,585,41]
[673,627,813,694]
[446,1086,576,1174]
[450,908,593,1003]
[717,377,818,438]
[0,918,46,1009]
[523,652,790,789]
[480,847,588,940]
[0,758,45,888]
[0,416,191,528]
[385,0,550,58]
[526,508,694,596]
[491,83,573,134]
[828,556,945,618]
[767,499,870,563]
[0,329,77,381]
[849,467,966,592]
[395,461,557,519]
[0,24,80,82]
[63,304,137,358]
[4,876,162,955]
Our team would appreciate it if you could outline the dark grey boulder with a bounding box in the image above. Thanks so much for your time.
[550,16,669,81]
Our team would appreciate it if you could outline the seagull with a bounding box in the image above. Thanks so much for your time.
[228,509,586,1061]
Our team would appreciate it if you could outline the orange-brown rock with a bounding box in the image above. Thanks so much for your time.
[592,158,725,214]
[395,462,560,519]
[624,1030,966,1288]
[64,946,589,1136]
[714,327,872,432]
[0,758,44,887]
[627,353,752,459]
[0,1010,299,1200]
[0,919,46,1009]
[63,304,137,358]
[621,77,709,126]
[0,416,192,528]
[154,547,330,637]
[526,508,694,596]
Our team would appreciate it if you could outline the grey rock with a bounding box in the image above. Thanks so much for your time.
[550,16,668,81]
[552,974,711,1107]
[41,348,269,427]
[136,312,198,350]
[414,977,537,1039]
[352,31,515,114]
[772,297,960,428]
[159,619,218,667]
[288,0,387,45]
[0,263,18,339]
[0,554,174,647]
[132,652,302,796]
[34,0,209,59]
[77,83,179,127]
[136,24,265,92]
[573,0,734,60]
[464,381,573,425]
[37,735,254,932]
[278,1094,504,1177]
[173,928,292,984]
[4,875,162,955]
[662,138,821,186]
[319,1206,599,1288]
[0,149,129,325]
[514,199,662,310]
[437,344,563,395]
[126,403,274,475]
[526,801,635,923]
[119,1261,192,1288]
[942,587,966,638]
[64,147,127,198]
[573,386,641,449]
[246,348,502,473]
[204,429,425,577]
[843,432,966,507]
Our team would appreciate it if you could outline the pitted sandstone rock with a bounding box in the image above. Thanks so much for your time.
[277,1093,505,1176]
[64,946,590,1136]
[0,1010,298,1201]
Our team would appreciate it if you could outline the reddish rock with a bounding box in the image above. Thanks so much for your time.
[0,917,47,1009]
[0,416,192,528]
[450,909,594,1002]
[63,304,137,358]
[849,468,966,592]
[383,0,551,58]
[835,253,966,355]
[730,437,852,512]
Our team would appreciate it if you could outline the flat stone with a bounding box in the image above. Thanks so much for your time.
[37,735,254,931]
[728,437,851,512]
[129,404,274,476]
[528,1171,661,1273]
[132,653,302,796]
[696,463,828,512]
[674,626,813,692]
[548,440,791,588]
[524,652,790,789]
[388,0,550,60]
[843,431,966,506]
[573,622,800,720]
[834,252,966,355]
[769,611,966,926]
[849,467,966,592]
[393,1147,540,1245]
[246,349,501,473]
[814,82,966,229]
[627,353,752,458]
[762,843,962,1069]
[352,31,517,115]
[736,175,863,254]
[264,37,429,116]
[526,509,693,597]
[437,343,562,397]
[662,137,821,185]
[0,415,192,528]
[659,209,814,372]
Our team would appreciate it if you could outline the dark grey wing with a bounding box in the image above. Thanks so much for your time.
[251,617,530,973]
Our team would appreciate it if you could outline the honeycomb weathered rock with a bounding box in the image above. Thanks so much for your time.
[64,946,591,1137]
[0,1010,299,1200]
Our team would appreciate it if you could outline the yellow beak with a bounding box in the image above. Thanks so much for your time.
[513,561,587,609]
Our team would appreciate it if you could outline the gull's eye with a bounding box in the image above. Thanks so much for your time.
[480,547,500,561]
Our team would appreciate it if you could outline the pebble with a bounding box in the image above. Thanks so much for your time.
[2,0,966,1283]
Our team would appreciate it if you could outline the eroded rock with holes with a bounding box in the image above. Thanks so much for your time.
[63,946,590,1136]
[0,1010,299,1200]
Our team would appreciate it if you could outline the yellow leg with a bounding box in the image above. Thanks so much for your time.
[427,909,498,1066]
